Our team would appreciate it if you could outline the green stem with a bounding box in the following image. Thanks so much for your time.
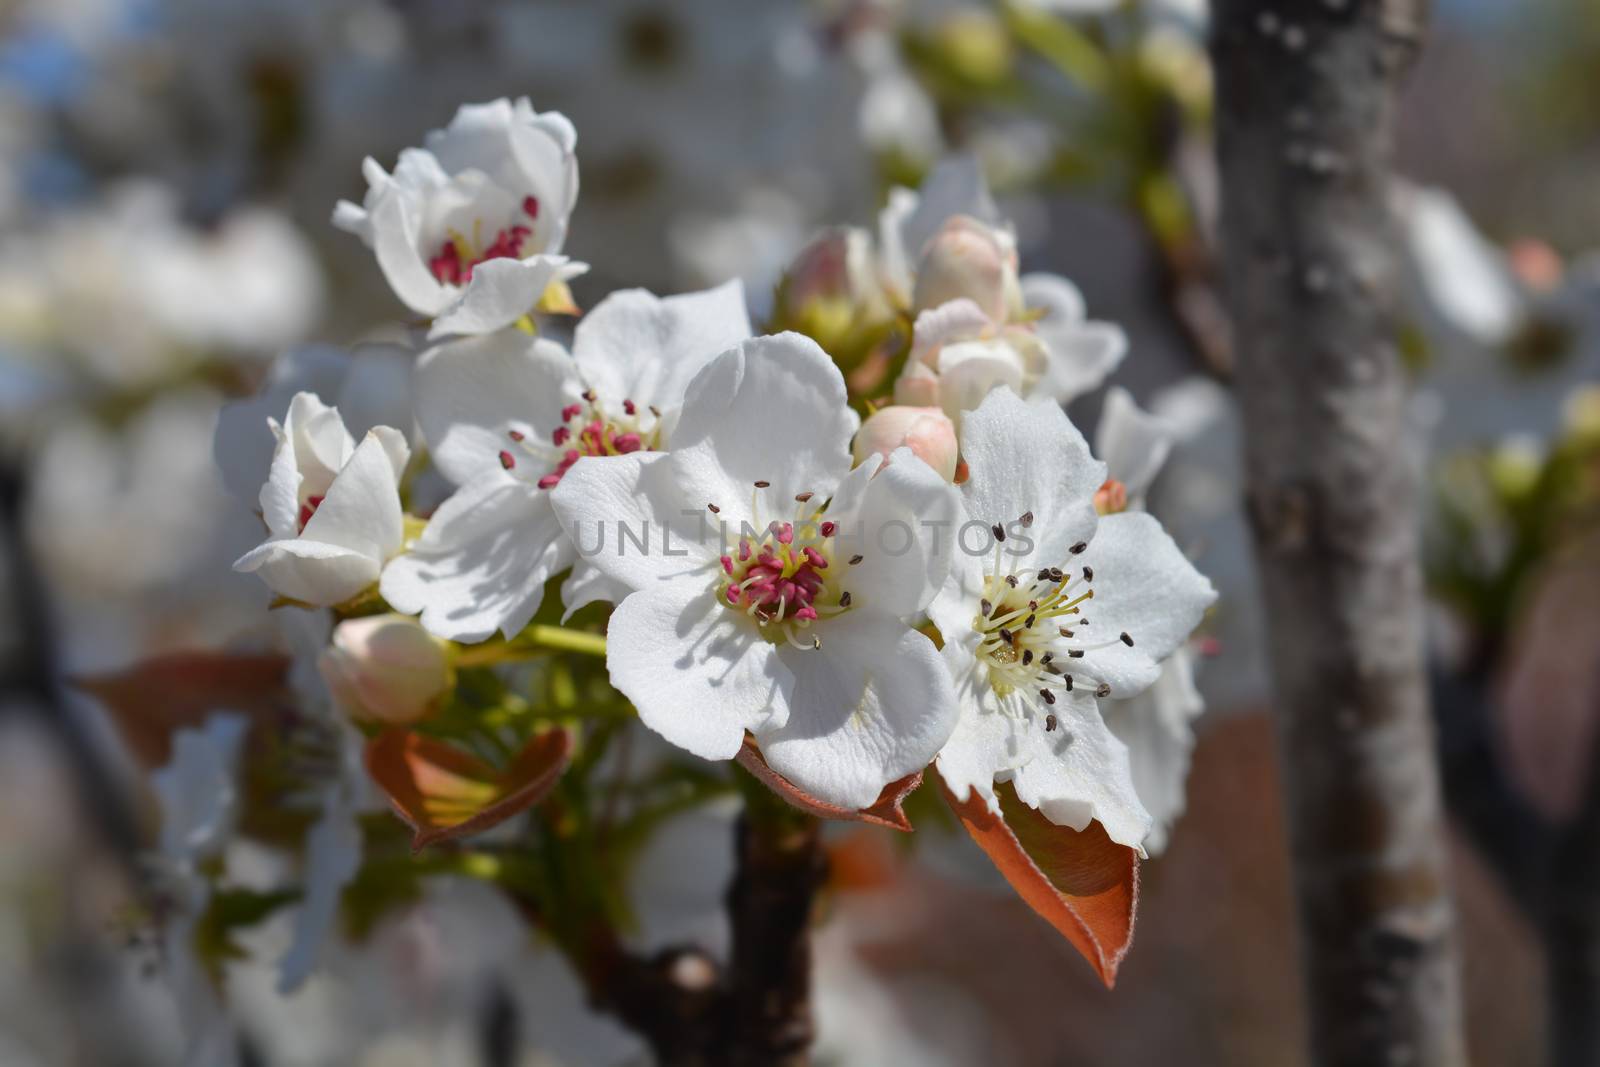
[454,625,607,666]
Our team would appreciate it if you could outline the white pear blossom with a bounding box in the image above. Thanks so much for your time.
[214,341,416,508]
[333,97,586,338]
[882,158,1126,419]
[550,332,961,809]
[234,392,410,606]
[929,388,1214,848]
[381,280,752,641]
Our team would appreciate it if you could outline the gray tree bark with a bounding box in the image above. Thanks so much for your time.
[1210,3,1468,1065]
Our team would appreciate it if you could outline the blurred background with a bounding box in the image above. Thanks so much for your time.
[0,0,1597,1064]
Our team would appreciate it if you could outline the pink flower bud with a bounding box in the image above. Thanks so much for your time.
[319,613,450,724]
[853,405,960,482]
[773,227,891,357]
[911,215,1022,322]
[782,227,874,308]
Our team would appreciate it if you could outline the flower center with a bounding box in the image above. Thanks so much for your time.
[428,197,541,286]
[712,484,857,650]
[970,513,1134,729]
[494,391,662,489]
[297,494,325,532]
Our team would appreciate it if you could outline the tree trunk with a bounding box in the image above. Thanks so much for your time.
[1210,3,1468,1065]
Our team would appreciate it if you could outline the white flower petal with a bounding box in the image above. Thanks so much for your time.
[1095,386,1175,503]
[935,339,1026,418]
[1400,183,1522,346]
[607,584,794,761]
[301,427,408,560]
[509,113,580,253]
[1072,511,1215,696]
[1029,319,1127,405]
[669,333,855,528]
[959,388,1103,564]
[371,188,449,316]
[1020,272,1086,323]
[234,538,382,606]
[1108,645,1203,855]
[559,559,635,622]
[551,451,720,595]
[414,330,579,487]
[380,472,569,642]
[425,99,520,179]
[877,185,920,304]
[572,281,752,419]
[827,448,962,619]
[936,665,1152,848]
[428,255,582,339]
[758,610,956,809]
[911,298,993,356]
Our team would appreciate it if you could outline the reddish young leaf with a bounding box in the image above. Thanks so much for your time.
[365,727,573,851]
[736,734,923,832]
[74,652,293,767]
[941,776,1140,987]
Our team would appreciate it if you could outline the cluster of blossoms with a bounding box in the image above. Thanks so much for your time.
[145,95,1214,1051]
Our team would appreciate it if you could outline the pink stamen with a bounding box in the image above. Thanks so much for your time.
[819,521,836,537]
[297,494,326,531]
[499,450,516,470]
[551,426,570,446]
[427,223,533,286]
[612,432,643,454]
[623,399,636,415]
[561,404,582,422]
[721,555,735,575]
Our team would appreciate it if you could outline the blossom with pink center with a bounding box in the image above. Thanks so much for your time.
[332,97,587,339]
[233,392,410,607]
[550,332,964,810]
[379,281,752,642]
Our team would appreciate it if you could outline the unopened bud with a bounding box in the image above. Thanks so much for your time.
[854,405,959,482]
[773,227,890,360]
[1093,478,1128,515]
[912,215,1022,322]
[319,613,450,724]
